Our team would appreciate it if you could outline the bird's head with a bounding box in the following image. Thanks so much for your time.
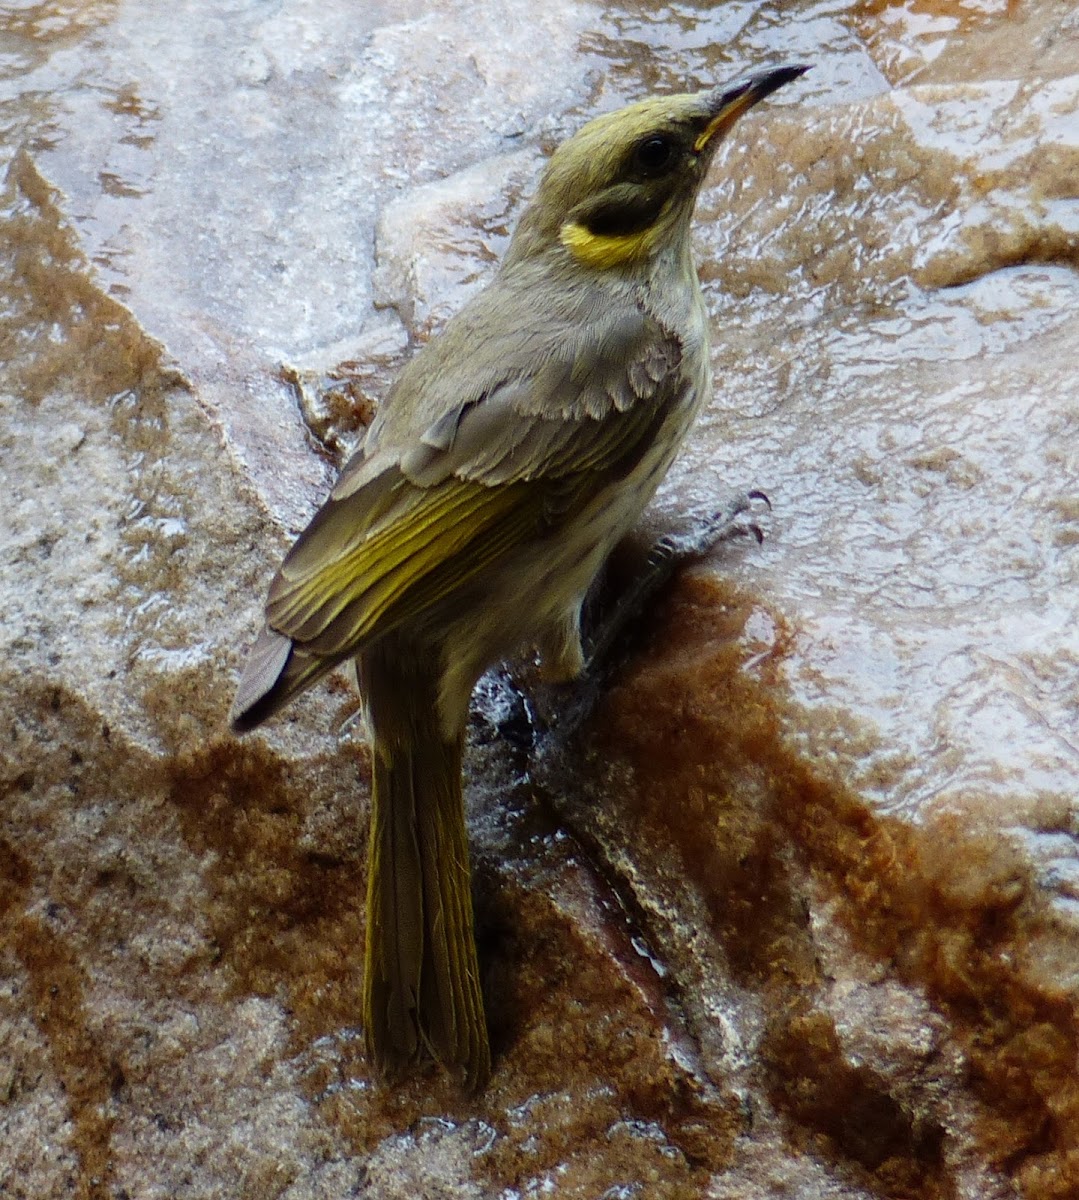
[506,65,809,273]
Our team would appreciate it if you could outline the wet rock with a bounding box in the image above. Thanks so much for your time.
[2,1,1079,1198]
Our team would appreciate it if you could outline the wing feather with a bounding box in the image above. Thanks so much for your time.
[258,301,689,665]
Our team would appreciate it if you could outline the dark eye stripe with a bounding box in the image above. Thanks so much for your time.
[581,190,669,238]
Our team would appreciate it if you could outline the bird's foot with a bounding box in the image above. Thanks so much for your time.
[581,489,770,674]
[507,490,769,742]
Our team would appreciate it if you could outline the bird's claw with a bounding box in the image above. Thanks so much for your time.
[579,488,771,677]
[653,489,771,563]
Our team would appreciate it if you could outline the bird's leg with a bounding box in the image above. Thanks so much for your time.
[581,490,769,674]
[511,490,768,742]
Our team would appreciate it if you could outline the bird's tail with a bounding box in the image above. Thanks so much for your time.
[362,647,490,1090]
[229,626,342,733]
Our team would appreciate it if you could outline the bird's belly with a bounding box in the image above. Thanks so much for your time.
[432,382,707,730]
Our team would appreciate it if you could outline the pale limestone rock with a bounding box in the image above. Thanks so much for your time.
[2,2,1079,1198]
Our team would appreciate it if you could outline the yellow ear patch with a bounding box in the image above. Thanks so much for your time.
[559,220,657,269]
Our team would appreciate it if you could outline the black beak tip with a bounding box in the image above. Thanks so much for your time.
[750,62,813,97]
[709,62,812,117]
[778,63,813,81]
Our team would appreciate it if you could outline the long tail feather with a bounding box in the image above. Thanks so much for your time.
[362,649,490,1090]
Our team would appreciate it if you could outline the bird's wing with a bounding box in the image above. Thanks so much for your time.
[392,311,684,487]
[261,309,688,661]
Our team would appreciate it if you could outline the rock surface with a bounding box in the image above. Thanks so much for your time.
[2,1,1078,1197]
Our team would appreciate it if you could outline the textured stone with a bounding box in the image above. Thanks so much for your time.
[2,1,1078,1197]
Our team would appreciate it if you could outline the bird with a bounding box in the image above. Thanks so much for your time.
[230,63,809,1090]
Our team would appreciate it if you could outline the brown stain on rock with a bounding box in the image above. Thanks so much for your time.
[0,686,152,1200]
[0,832,116,1200]
[9,910,119,1200]
[165,738,369,1044]
[300,796,740,1190]
[761,1004,949,1191]
[587,571,1079,1198]
[479,866,739,1187]
[1,151,172,407]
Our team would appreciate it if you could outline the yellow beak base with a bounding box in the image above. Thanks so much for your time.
[693,64,810,153]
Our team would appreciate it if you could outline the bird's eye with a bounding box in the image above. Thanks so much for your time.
[632,134,676,178]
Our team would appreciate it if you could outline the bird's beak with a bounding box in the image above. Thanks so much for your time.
[694,64,811,153]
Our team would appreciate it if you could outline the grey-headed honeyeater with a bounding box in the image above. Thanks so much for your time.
[231,65,809,1090]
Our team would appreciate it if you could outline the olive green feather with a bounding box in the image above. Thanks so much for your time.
[229,65,810,1091]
